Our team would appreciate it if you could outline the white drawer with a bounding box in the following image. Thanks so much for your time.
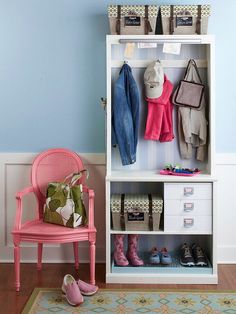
[164,183,212,200]
[165,199,212,216]
[165,215,212,234]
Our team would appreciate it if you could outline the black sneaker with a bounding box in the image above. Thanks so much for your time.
[192,244,208,266]
[180,243,195,266]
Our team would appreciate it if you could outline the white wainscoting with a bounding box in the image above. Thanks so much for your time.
[215,154,236,263]
[0,153,235,264]
[0,153,106,263]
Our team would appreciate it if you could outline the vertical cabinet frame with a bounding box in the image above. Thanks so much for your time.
[106,35,217,284]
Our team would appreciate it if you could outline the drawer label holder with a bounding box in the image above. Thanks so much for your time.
[184,218,194,228]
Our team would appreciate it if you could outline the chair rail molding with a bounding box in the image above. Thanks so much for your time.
[0,152,235,263]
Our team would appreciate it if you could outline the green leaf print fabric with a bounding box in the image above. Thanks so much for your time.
[43,172,87,228]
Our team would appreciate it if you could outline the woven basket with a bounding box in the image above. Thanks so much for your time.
[161,5,210,35]
[108,5,158,35]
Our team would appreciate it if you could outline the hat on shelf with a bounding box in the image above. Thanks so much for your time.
[144,60,164,98]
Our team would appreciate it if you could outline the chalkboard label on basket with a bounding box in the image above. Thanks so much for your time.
[176,16,193,26]
[125,16,141,27]
[128,212,144,221]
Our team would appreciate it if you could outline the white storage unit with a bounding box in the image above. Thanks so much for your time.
[105,35,217,284]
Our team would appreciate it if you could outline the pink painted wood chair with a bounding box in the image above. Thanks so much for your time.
[12,148,96,291]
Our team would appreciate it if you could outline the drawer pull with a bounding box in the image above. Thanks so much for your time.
[184,187,194,196]
[184,218,194,228]
[184,203,194,212]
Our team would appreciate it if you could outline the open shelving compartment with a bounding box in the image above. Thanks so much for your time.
[111,234,213,276]
[105,35,217,284]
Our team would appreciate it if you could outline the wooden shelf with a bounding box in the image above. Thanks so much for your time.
[107,170,216,182]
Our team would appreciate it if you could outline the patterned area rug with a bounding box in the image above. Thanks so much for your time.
[22,288,236,314]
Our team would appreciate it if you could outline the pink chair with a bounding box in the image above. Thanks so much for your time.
[12,148,96,291]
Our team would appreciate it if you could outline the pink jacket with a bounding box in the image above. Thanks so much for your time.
[144,75,174,142]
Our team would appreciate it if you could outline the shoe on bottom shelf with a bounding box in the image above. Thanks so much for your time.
[77,279,98,296]
[62,274,84,307]
[160,248,172,265]
[149,247,160,264]
[192,243,208,266]
[180,243,195,267]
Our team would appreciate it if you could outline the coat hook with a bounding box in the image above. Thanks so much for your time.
[101,97,107,110]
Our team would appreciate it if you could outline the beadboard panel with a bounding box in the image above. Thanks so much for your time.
[0,152,235,263]
[215,154,236,263]
[0,153,106,263]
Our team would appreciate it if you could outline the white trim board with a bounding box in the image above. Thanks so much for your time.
[0,152,236,264]
[0,152,106,165]
[216,153,236,165]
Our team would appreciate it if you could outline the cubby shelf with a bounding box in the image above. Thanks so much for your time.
[107,170,217,182]
[111,252,212,275]
[110,230,212,235]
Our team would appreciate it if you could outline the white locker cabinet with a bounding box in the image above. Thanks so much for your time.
[105,35,217,284]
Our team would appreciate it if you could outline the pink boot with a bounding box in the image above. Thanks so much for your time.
[114,234,129,266]
[127,234,144,266]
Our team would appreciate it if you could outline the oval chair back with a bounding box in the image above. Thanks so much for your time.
[31,148,85,219]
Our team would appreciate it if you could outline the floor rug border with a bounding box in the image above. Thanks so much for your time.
[22,287,236,314]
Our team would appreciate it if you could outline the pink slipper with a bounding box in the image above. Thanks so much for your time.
[62,274,84,307]
[77,279,98,296]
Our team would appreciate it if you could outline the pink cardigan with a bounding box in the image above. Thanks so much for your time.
[144,75,174,142]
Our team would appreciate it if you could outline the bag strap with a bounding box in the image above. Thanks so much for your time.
[116,5,121,35]
[196,5,201,34]
[169,5,174,35]
[144,5,153,34]
[183,59,193,79]
[120,194,125,231]
[148,194,153,231]
[63,170,88,187]
[184,59,202,83]
[191,59,203,83]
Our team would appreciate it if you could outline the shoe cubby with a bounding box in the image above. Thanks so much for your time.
[110,234,213,276]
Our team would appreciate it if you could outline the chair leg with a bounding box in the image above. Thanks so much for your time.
[73,242,79,270]
[14,244,20,292]
[89,239,96,285]
[37,243,43,270]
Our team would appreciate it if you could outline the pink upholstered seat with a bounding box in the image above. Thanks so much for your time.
[12,148,96,291]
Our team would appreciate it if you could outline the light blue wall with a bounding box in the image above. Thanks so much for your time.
[0,0,234,152]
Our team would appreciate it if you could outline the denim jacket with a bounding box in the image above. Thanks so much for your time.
[112,64,140,166]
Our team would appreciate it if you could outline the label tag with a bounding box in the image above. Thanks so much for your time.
[125,16,141,26]
[128,212,144,222]
[163,43,181,55]
[177,16,193,26]
[124,43,135,59]
[137,43,157,49]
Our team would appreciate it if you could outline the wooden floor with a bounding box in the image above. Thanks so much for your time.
[1,263,236,313]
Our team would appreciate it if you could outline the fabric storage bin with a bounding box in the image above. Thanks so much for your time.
[111,194,163,231]
[108,5,158,35]
[160,5,210,35]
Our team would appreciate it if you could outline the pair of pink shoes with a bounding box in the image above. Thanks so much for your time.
[62,274,98,307]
